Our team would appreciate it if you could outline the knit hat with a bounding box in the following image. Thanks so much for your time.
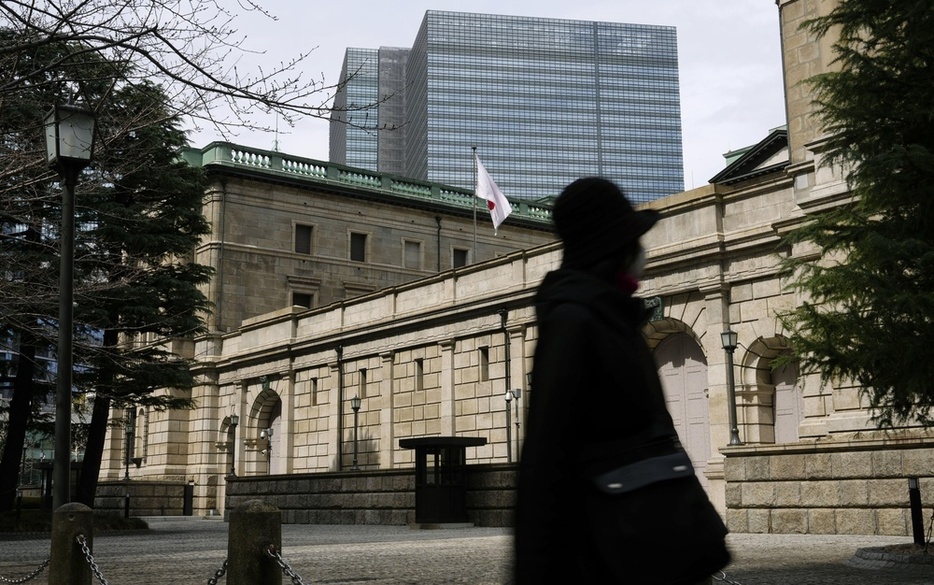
[553,177,660,269]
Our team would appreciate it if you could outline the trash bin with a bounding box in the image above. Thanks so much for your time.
[399,436,487,524]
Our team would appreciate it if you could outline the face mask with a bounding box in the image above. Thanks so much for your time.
[615,244,645,295]
[626,246,646,280]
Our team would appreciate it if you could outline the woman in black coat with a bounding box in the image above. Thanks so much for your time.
[514,178,729,584]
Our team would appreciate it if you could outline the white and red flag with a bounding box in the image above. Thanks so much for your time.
[475,155,513,233]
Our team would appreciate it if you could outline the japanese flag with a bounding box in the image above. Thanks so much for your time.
[475,155,513,233]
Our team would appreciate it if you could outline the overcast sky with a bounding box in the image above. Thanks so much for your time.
[190,1,786,189]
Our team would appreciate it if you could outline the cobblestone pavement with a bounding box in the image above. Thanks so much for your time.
[1,517,932,584]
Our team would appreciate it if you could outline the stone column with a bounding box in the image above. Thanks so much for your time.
[280,369,295,474]
[439,339,456,436]
[379,351,395,468]
[506,324,526,457]
[327,355,343,471]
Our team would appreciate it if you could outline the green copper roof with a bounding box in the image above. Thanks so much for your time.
[182,142,553,225]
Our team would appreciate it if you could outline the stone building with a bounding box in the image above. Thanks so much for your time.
[181,142,556,333]
[97,0,933,535]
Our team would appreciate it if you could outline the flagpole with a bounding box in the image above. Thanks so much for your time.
[471,145,478,263]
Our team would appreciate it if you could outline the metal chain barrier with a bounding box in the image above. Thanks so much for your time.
[266,544,307,585]
[0,557,50,584]
[712,570,744,585]
[207,559,228,584]
[76,534,110,585]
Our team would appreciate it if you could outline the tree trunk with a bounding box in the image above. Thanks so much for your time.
[74,394,111,507]
[75,328,119,507]
[77,329,120,508]
[0,338,37,511]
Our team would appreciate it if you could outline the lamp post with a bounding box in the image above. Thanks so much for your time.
[720,330,743,446]
[350,395,361,470]
[504,389,521,463]
[45,103,96,511]
[229,415,239,477]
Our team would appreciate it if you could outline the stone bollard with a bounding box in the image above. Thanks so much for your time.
[49,502,94,585]
[228,499,282,585]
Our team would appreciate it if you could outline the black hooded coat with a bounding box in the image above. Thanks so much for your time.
[514,268,729,584]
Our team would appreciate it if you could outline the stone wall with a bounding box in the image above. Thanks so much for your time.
[95,481,189,517]
[225,464,517,527]
[724,434,934,536]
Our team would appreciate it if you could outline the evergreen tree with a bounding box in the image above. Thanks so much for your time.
[781,0,934,427]
[70,80,212,506]
[0,32,211,510]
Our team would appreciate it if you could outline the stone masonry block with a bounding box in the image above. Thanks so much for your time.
[723,458,745,482]
[731,283,754,303]
[868,478,910,506]
[875,509,909,537]
[901,447,934,477]
[835,508,876,534]
[802,480,838,507]
[771,509,808,534]
[807,509,837,534]
[742,482,776,507]
[805,452,832,479]
[770,454,806,480]
[835,508,875,535]
[725,508,748,533]
[831,451,872,479]
[871,450,904,478]
[725,483,743,507]
[836,480,869,506]
[774,481,802,507]
[745,456,770,481]
[746,509,771,533]
[752,278,780,299]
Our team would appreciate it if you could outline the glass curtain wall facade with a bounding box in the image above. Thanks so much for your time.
[332,11,684,204]
[329,48,379,170]
[376,48,409,176]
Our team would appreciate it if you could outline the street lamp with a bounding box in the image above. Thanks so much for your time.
[720,330,743,446]
[504,388,521,463]
[45,103,96,511]
[350,395,361,471]
[229,415,239,477]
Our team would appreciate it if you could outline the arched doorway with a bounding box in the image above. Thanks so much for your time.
[249,388,283,475]
[744,338,802,444]
[654,332,711,488]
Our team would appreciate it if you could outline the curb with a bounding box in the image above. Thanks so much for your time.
[850,546,934,568]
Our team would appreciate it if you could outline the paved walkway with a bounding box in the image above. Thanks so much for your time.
[1,517,932,584]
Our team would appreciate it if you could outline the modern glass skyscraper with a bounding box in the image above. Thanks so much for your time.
[330,11,684,204]
[329,48,378,170]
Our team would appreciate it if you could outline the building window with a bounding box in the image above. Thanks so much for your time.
[310,377,319,406]
[294,224,313,254]
[350,232,367,262]
[292,292,313,308]
[479,346,489,382]
[404,240,422,270]
[453,248,469,268]
[359,368,368,398]
[415,358,424,392]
